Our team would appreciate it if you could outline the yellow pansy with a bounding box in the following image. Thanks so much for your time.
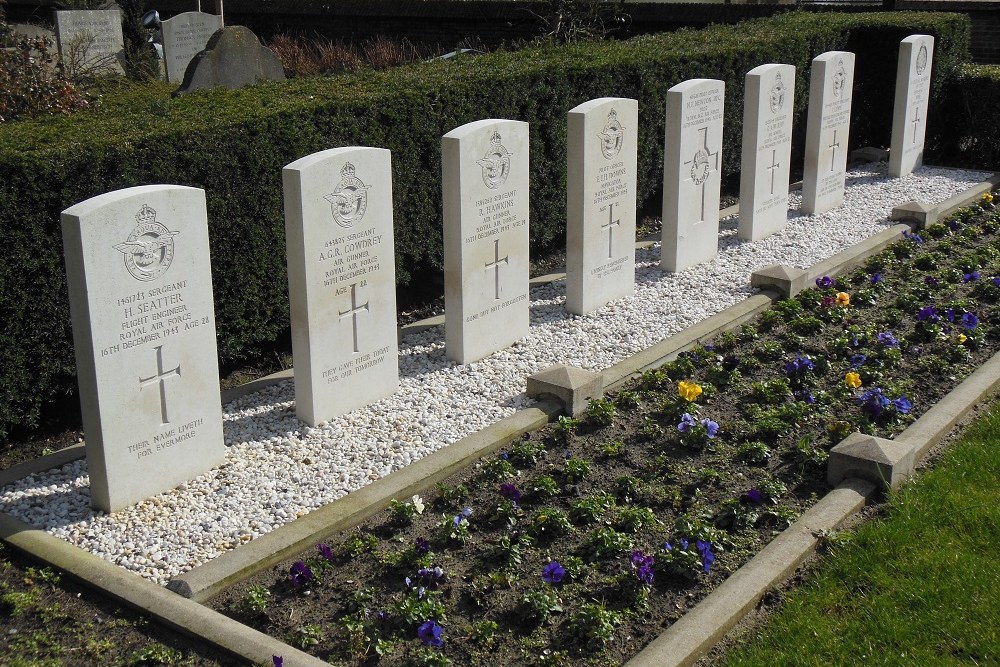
[678,380,703,402]
[984,192,994,205]
[958,333,968,344]
[835,292,851,307]
[845,371,862,388]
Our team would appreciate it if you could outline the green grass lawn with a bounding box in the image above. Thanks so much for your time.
[719,402,1000,666]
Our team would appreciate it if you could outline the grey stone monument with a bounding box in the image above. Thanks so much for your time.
[802,51,855,214]
[738,64,795,241]
[661,79,725,272]
[889,35,934,178]
[61,185,225,512]
[161,11,223,83]
[443,119,530,364]
[54,9,124,74]
[284,147,399,425]
[565,97,638,316]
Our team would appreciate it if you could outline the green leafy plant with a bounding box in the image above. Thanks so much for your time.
[584,527,632,558]
[566,602,622,649]
[563,457,592,483]
[518,588,563,624]
[587,397,618,425]
[529,474,561,499]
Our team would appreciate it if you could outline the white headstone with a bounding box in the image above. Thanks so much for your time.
[442,119,530,364]
[54,9,124,74]
[889,35,934,178]
[161,11,223,83]
[661,79,725,272]
[566,97,638,315]
[801,52,855,215]
[283,147,399,426]
[61,185,225,512]
[738,64,795,241]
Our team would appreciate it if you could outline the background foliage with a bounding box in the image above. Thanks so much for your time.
[0,11,975,436]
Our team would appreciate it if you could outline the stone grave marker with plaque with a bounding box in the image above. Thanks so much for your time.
[61,185,225,512]
[738,64,795,241]
[889,35,934,178]
[802,51,855,215]
[661,79,725,272]
[284,147,399,425]
[443,119,530,364]
[161,11,223,83]
[54,9,124,74]
[565,97,638,316]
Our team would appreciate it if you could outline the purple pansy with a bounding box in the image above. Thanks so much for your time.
[703,419,720,439]
[677,412,696,434]
[631,550,655,585]
[816,276,835,288]
[499,483,522,502]
[746,488,764,504]
[962,312,979,330]
[317,543,334,561]
[964,271,981,283]
[289,560,313,587]
[878,332,899,348]
[418,620,444,647]
[414,536,430,555]
[542,561,566,584]
[917,306,939,323]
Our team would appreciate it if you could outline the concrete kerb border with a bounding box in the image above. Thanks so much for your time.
[168,400,561,602]
[626,347,1000,667]
[0,170,995,665]
[0,512,330,667]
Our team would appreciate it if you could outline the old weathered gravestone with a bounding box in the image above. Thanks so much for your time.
[661,79,725,272]
[174,25,284,95]
[738,64,794,241]
[565,97,638,316]
[801,51,855,215]
[62,185,225,512]
[161,11,223,83]
[284,147,399,426]
[443,119,530,364]
[54,9,124,74]
[889,35,934,178]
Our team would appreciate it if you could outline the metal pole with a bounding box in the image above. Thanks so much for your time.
[215,0,224,26]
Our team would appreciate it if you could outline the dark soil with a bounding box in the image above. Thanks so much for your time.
[210,200,1000,666]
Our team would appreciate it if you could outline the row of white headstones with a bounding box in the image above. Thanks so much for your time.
[61,35,934,512]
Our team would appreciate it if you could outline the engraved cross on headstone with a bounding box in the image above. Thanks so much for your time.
[828,129,840,172]
[766,149,781,196]
[484,239,509,300]
[139,345,181,425]
[338,282,370,354]
[683,126,720,222]
[910,105,922,144]
[601,202,621,259]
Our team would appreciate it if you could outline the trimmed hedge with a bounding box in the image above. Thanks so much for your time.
[0,11,973,436]
[940,64,1000,169]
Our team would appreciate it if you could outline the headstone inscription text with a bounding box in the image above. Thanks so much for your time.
[54,9,124,73]
[802,51,855,214]
[889,35,934,178]
[61,185,225,512]
[284,147,399,426]
[661,79,725,272]
[566,97,638,315]
[443,119,530,364]
[738,64,795,241]
[161,11,223,83]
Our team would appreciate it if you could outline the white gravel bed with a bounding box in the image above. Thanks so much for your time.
[0,162,989,584]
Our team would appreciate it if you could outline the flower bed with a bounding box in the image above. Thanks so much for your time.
[213,192,1000,667]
